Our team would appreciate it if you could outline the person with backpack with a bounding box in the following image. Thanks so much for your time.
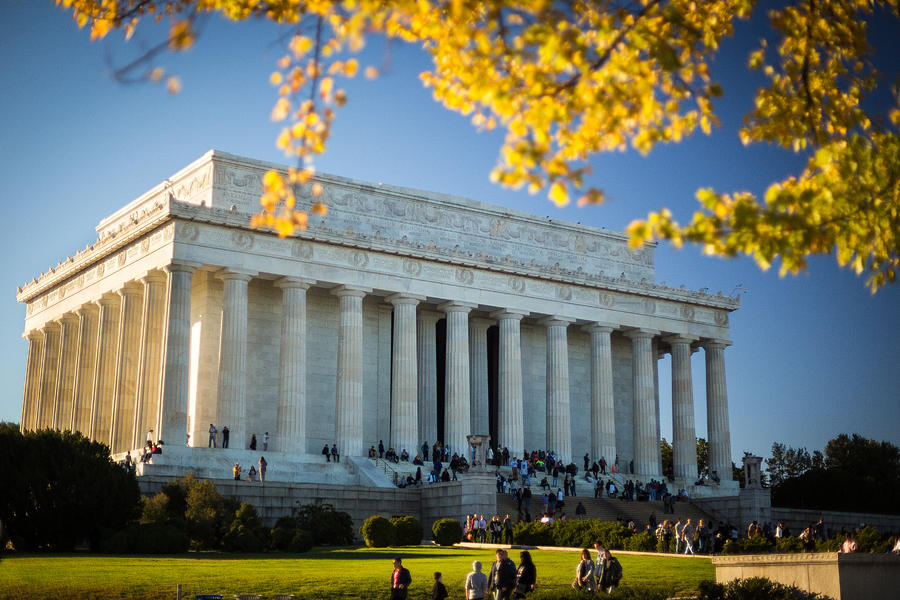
[597,548,623,594]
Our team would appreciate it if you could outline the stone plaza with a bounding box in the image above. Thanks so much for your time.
[18,150,739,496]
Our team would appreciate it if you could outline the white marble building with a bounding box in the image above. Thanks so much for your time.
[17,150,738,489]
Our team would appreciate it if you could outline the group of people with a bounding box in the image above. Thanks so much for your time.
[231,456,268,482]
[389,549,539,600]
[571,543,623,594]
[322,443,340,462]
[207,423,269,451]
[464,514,515,544]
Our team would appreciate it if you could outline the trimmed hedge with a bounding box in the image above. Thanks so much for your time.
[431,518,462,546]
[512,519,633,550]
[391,516,424,546]
[361,515,396,547]
[99,523,189,554]
[696,577,835,600]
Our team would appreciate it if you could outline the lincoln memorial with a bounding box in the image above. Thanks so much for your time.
[17,150,739,494]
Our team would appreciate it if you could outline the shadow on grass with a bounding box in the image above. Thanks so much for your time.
[4,546,481,561]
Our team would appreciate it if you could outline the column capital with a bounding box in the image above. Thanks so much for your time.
[117,282,143,298]
[469,316,494,330]
[163,260,201,274]
[75,303,97,318]
[417,308,443,323]
[275,276,315,290]
[23,329,43,341]
[624,328,659,340]
[583,322,617,334]
[55,313,79,327]
[40,321,60,334]
[490,308,528,321]
[141,269,168,285]
[331,284,371,298]
[216,267,257,282]
[94,293,120,309]
[386,293,426,306]
[663,334,698,346]
[701,338,732,350]
[539,315,574,328]
[439,300,476,314]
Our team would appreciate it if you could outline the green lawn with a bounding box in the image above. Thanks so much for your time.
[0,547,713,600]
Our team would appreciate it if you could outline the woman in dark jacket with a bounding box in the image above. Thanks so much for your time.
[513,550,536,598]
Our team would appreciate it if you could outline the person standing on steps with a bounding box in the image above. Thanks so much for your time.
[208,423,217,448]
[222,426,230,448]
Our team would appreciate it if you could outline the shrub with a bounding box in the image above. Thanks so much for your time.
[656,537,671,553]
[289,528,314,553]
[529,586,671,600]
[222,503,269,553]
[696,576,835,599]
[271,524,297,552]
[740,535,773,554]
[361,515,396,547]
[99,523,189,554]
[854,525,890,553]
[588,521,632,550]
[551,519,594,548]
[722,540,743,555]
[815,536,841,553]
[431,518,463,546]
[775,536,804,554]
[624,530,656,552]
[391,516,423,546]
[512,522,553,546]
[296,503,354,545]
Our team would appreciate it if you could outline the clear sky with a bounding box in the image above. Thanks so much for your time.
[1,1,897,463]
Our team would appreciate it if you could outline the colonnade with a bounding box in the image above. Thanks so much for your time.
[20,261,733,482]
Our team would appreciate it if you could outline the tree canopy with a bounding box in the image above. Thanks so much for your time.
[57,0,900,290]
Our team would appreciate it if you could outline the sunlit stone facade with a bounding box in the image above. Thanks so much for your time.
[18,151,739,486]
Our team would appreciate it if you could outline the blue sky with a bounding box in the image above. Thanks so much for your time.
[1,1,897,463]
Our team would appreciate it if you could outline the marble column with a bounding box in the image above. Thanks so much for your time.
[276,277,314,454]
[52,315,78,431]
[90,295,119,443]
[110,284,142,453]
[491,309,526,457]
[132,272,166,449]
[665,335,698,480]
[625,328,661,477]
[469,317,492,436]
[543,317,573,463]
[158,262,197,446]
[440,301,475,456]
[585,323,617,466]
[416,310,440,450]
[704,339,733,481]
[388,294,424,456]
[333,285,370,458]
[73,306,97,435]
[216,269,254,449]
[38,323,60,430]
[20,331,42,432]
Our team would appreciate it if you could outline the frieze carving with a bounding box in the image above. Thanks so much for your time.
[642,298,656,314]
[402,258,422,277]
[599,293,615,308]
[117,252,127,267]
[231,231,253,250]
[455,268,474,284]
[291,241,313,259]
[681,306,695,320]
[178,222,200,242]
[350,251,369,268]
[556,285,572,301]
[140,238,151,253]
[508,276,526,293]
[715,311,729,326]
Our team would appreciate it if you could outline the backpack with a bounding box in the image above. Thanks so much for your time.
[607,557,623,584]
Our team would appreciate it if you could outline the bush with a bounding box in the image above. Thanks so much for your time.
[656,537,671,553]
[740,535,773,554]
[431,518,462,546]
[296,503,354,545]
[222,503,269,553]
[624,530,656,552]
[529,586,671,600]
[512,522,554,546]
[289,528,314,553]
[391,516,423,546]
[361,516,396,547]
[588,521,633,550]
[99,523,189,554]
[696,576,835,600]
[722,540,743,555]
[775,536,804,554]
[271,524,297,552]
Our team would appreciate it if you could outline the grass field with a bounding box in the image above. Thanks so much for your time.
[0,546,714,600]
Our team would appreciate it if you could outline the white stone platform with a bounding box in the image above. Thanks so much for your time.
[114,447,395,488]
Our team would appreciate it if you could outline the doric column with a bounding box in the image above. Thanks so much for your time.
[388,293,424,456]
[90,295,120,443]
[584,323,617,466]
[704,339,733,481]
[276,277,314,454]
[52,315,78,431]
[20,332,42,432]
[665,335,698,480]
[132,272,167,449]
[542,316,573,463]
[158,261,197,446]
[491,309,526,457]
[73,306,97,435]
[440,301,475,456]
[333,285,370,457]
[469,317,492,436]
[216,269,254,449]
[110,284,142,452]
[416,310,440,449]
[625,328,661,477]
[38,323,60,431]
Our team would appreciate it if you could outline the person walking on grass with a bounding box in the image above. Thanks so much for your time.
[465,561,488,600]
[390,557,412,600]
